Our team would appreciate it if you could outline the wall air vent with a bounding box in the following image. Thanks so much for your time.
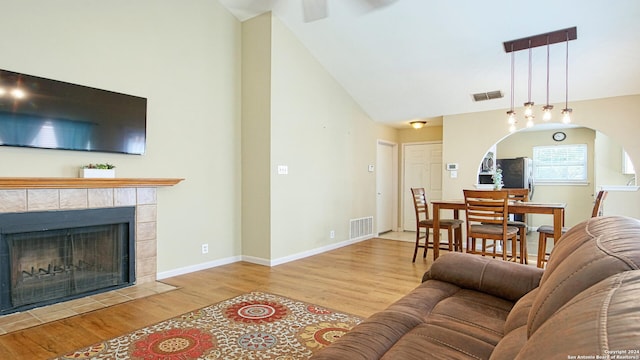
[472,90,503,102]
[349,216,373,240]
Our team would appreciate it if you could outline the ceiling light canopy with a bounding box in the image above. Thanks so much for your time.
[503,27,577,132]
[410,121,427,129]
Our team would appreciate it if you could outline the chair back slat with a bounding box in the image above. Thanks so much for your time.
[463,189,516,261]
[591,190,608,218]
[463,190,509,224]
[507,188,529,202]
[410,187,463,261]
[411,188,429,222]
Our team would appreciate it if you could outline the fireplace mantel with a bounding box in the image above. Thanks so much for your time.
[0,177,184,189]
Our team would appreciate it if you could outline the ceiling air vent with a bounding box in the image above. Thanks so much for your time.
[472,90,503,102]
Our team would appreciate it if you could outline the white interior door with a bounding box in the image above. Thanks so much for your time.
[403,143,443,231]
[376,141,396,234]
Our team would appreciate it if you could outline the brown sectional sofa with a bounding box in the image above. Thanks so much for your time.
[310,215,640,359]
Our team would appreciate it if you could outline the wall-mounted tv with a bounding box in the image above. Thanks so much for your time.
[0,69,146,155]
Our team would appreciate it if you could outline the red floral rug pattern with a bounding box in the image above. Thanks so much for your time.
[53,292,362,360]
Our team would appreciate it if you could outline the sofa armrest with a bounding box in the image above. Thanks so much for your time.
[422,252,543,302]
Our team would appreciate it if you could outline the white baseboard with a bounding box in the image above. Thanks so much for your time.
[156,255,242,280]
[241,255,271,266]
[156,236,374,279]
[243,235,374,267]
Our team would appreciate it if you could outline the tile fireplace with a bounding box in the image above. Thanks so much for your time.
[0,177,183,320]
[0,207,135,315]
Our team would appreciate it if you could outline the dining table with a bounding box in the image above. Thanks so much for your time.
[431,199,566,261]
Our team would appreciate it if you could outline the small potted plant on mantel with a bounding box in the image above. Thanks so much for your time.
[80,163,116,178]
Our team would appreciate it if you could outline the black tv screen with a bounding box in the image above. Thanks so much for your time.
[0,69,146,155]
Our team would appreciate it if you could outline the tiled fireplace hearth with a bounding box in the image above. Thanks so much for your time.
[0,177,182,332]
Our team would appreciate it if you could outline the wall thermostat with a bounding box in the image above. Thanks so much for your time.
[446,163,458,171]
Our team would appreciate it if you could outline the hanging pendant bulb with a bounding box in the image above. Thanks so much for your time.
[562,108,572,124]
[523,41,534,123]
[524,102,534,118]
[543,105,553,121]
[561,30,572,123]
[526,117,535,128]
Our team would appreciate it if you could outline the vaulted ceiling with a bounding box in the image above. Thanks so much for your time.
[218,0,640,128]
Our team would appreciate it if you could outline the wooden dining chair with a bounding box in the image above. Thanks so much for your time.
[410,188,463,262]
[506,188,529,264]
[536,190,608,268]
[463,189,519,261]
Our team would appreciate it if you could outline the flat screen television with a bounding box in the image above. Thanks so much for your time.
[0,69,146,155]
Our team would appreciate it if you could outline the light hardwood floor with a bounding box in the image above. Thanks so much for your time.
[0,237,433,359]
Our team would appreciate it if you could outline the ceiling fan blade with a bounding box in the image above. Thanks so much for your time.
[348,0,399,17]
[302,0,328,22]
[357,0,399,13]
[364,0,399,8]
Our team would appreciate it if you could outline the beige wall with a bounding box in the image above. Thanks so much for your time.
[269,16,397,259]
[594,131,636,187]
[0,1,243,273]
[397,124,443,143]
[241,13,273,260]
[443,95,640,225]
[594,132,640,218]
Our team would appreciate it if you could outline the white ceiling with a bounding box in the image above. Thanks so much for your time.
[218,0,640,128]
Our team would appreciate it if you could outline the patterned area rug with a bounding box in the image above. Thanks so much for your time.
[53,292,363,360]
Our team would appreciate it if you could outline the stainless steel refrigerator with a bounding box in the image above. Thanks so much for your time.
[496,157,534,200]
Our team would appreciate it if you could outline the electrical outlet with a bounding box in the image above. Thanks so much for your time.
[201,244,209,254]
[277,165,288,175]
[330,230,335,239]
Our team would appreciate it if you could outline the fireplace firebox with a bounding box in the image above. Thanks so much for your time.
[0,207,135,315]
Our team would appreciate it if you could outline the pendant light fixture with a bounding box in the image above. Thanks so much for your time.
[507,43,517,133]
[542,35,554,121]
[502,27,577,131]
[523,40,535,128]
[561,30,572,124]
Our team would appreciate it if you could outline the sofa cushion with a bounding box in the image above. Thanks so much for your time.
[380,323,496,360]
[424,252,543,302]
[310,278,515,360]
[490,289,538,360]
[309,279,461,360]
[504,288,538,334]
[385,279,461,318]
[380,285,514,359]
[427,289,512,345]
[518,270,640,359]
[528,216,640,336]
[488,326,527,360]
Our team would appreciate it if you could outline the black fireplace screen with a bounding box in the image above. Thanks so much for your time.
[8,224,125,307]
[0,207,135,314]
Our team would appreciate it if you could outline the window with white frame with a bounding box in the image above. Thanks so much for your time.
[533,144,588,183]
